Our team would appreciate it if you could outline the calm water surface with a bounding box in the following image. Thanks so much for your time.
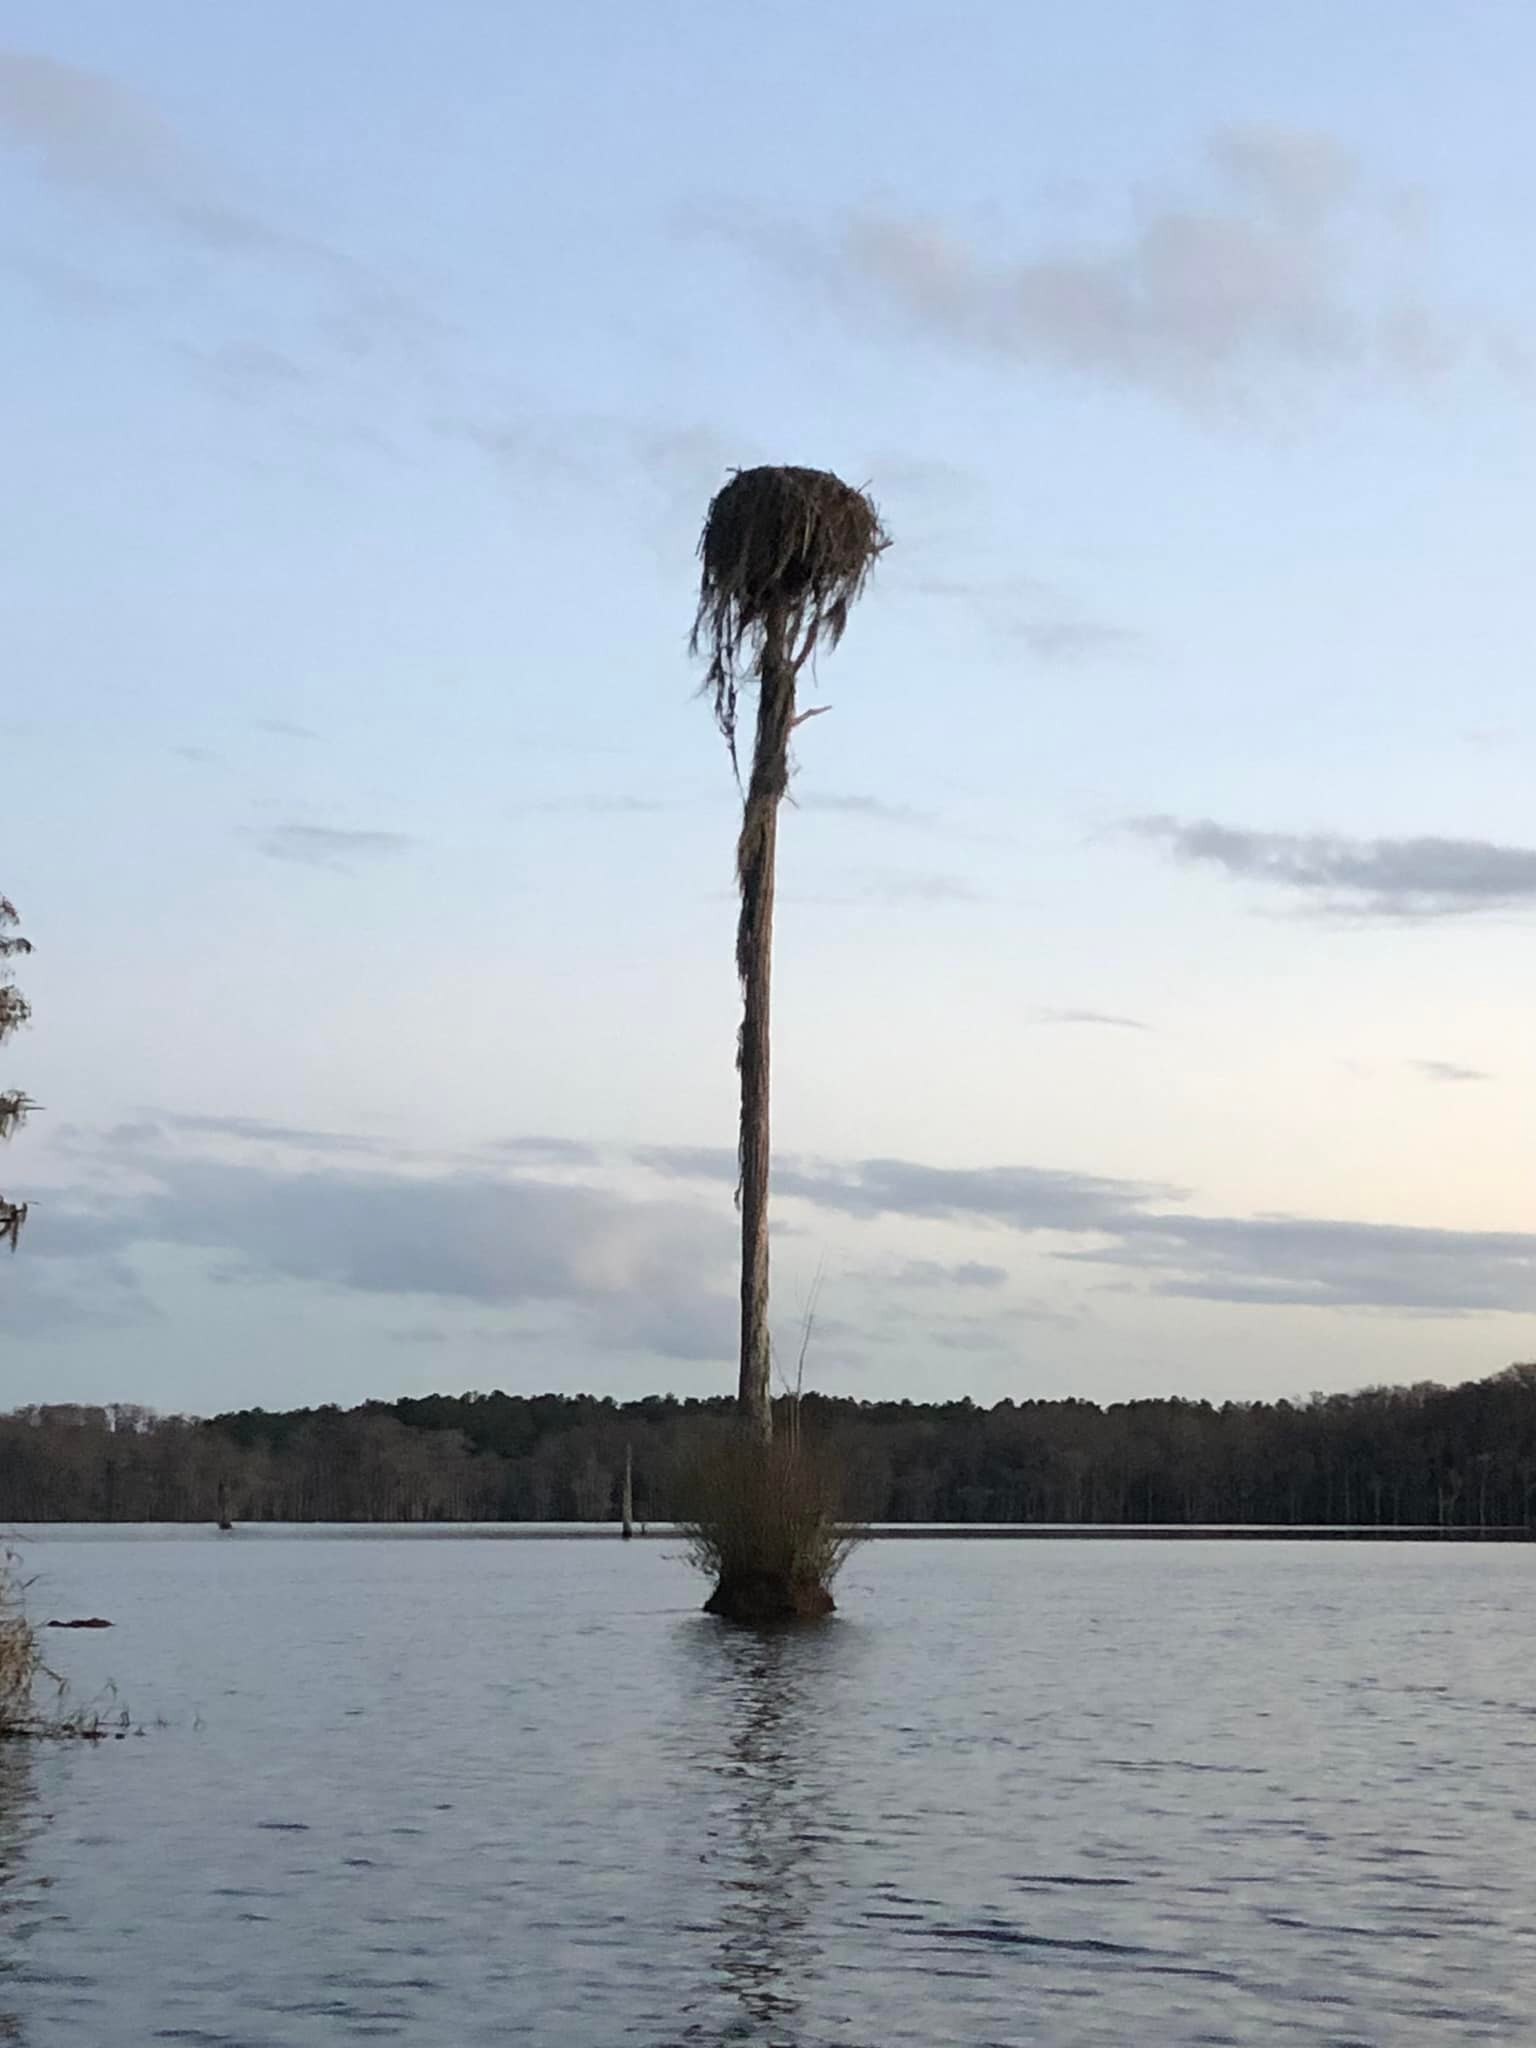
[2,1531,1533,2046]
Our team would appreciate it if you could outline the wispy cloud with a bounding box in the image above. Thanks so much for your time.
[180,339,310,404]
[154,1111,395,1157]
[1133,816,1536,918]
[255,824,415,873]
[866,872,982,905]
[1039,1008,1151,1032]
[633,1144,737,1184]
[797,792,938,829]
[900,570,1141,664]
[448,410,737,520]
[0,49,177,190]
[771,1155,1168,1231]
[253,718,320,741]
[1411,1060,1489,1084]
[525,794,680,817]
[489,1135,605,1166]
[0,47,430,368]
[1013,619,1143,663]
[713,126,1497,419]
[892,1258,1009,1290]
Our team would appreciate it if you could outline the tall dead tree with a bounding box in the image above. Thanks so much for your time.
[0,898,32,1250]
[692,468,887,1442]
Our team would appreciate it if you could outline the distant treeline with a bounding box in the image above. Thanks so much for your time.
[3,1365,1536,1527]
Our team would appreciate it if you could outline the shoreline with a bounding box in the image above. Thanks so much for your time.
[9,1521,1532,1542]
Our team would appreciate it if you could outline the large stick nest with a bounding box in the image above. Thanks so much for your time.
[691,466,888,760]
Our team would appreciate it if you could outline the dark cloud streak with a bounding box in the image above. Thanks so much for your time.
[1039,1008,1151,1032]
[1134,816,1536,918]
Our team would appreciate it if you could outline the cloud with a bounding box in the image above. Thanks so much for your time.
[1039,1008,1150,1032]
[0,47,429,364]
[180,339,310,403]
[771,1156,1169,1231]
[0,1248,153,1335]
[901,570,1141,664]
[0,49,176,189]
[1133,817,1536,917]
[386,1318,512,1349]
[863,453,980,503]
[449,411,736,519]
[636,1146,1161,1234]
[23,1123,1536,1345]
[865,872,982,905]
[1065,1211,1536,1315]
[717,126,1485,417]
[155,1112,396,1157]
[780,1152,1536,1316]
[646,1145,1536,1317]
[32,1145,736,1362]
[488,1135,605,1166]
[1411,1060,1489,1084]
[633,1144,738,1184]
[632,422,739,513]
[1207,125,1360,223]
[797,793,938,829]
[255,824,415,873]
[525,794,679,817]
[0,242,136,316]
[1013,618,1143,663]
[892,1259,1009,1290]
[253,718,319,741]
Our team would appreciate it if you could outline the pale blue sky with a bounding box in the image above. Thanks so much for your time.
[5,2,1536,1414]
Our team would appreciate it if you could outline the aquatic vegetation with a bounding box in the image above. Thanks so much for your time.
[677,1432,863,1622]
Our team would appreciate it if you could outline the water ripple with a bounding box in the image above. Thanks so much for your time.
[0,1533,1532,2045]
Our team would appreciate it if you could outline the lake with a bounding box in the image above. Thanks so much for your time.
[2,1530,1534,2045]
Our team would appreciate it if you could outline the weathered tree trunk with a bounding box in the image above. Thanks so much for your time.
[735,612,796,1444]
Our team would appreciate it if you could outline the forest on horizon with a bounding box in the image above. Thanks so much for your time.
[3,1362,1535,1529]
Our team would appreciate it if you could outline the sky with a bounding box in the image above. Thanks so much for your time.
[4,1,1536,1417]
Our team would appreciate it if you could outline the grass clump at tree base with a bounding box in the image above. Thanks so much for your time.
[678,1433,863,1623]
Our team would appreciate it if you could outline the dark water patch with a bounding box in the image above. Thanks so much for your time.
[927,1922,1154,1956]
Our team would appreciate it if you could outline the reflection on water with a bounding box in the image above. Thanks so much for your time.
[678,1625,849,2045]
[0,1748,47,2046]
[4,1532,1535,2046]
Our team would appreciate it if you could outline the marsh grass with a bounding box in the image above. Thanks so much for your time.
[678,1432,864,1621]
[0,1552,109,1741]
[0,1568,34,1734]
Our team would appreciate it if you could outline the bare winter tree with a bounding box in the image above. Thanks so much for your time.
[692,467,887,1441]
[0,897,33,1249]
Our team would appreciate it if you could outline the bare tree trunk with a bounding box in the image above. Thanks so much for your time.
[621,1443,634,1540]
[735,613,796,1444]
